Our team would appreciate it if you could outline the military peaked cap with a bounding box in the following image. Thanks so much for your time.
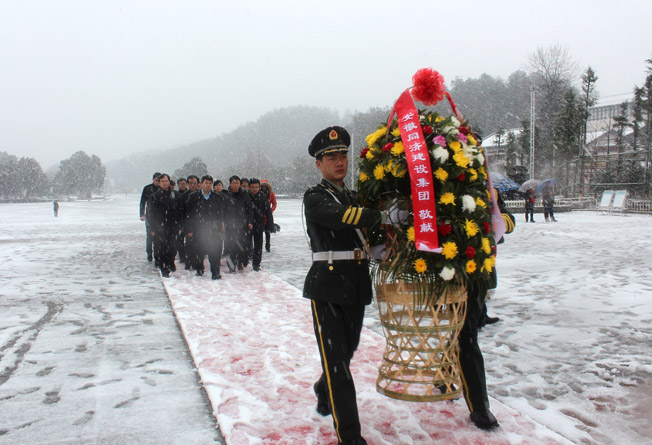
[308,126,351,158]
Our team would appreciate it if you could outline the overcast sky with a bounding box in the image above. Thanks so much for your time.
[1,0,651,169]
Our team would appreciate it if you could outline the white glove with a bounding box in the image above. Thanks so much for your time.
[386,206,409,226]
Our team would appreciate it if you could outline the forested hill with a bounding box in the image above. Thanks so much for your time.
[106,70,539,195]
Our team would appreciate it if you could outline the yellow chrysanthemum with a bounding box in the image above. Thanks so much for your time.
[390,141,405,156]
[464,219,479,237]
[373,164,385,180]
[453,152,470,168]
[365,150,375,160]
[439,192,456,205]
[359,172,369,182]
[486,189,492,200]
[434,168,449,182]
[407,226,415,242]
[449,141,462,152]
[482,255,496,273]
[384,160,393,172]
[365,127,387,147]
[392,165,407,178]
[441,242,458,260]
[414,258,428,274]
[468,168,478,181]
[466,259,477,274]
[391,128,401,137]
[435,116,445,122]
[481,237,491,254]
[478,166,487,179]
[467,134,477,146]
[475,197,487,208]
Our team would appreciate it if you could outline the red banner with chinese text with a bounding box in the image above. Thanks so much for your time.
[392,90,440,252]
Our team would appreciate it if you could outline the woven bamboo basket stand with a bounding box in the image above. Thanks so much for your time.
[375,281,467,402]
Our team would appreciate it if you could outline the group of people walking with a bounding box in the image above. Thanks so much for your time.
[140,173,276,279]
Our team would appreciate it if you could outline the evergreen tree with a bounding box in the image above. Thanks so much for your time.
[552,89,583,188]
[54,151,106,198]
[0,153,51,200]
[173,157,208,180]
[579,66,599,147]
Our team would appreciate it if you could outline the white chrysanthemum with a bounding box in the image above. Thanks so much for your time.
[462,195,476,213]
[476,152,485,165]
[442,125,459,136]
[439,266,455,281]
[450,116,461,128]
[432,146,449,163]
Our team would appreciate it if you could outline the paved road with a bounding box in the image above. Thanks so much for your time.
[0,198,223,444]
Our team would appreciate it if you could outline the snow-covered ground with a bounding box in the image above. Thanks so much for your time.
[0,196,222,444]
[1,195,651,444]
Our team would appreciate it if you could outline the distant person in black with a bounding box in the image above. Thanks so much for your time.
[224,175,253,272]
[542,182,557,222]
[53,200,59,217]
[186,175,226,280]
[181,175,200,270]
[176,178,190,264]
[140,172,160,262]
[524,189,535,223]
[146,174,180,277]
[248,178,273,272]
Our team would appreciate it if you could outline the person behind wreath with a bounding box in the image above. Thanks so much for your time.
[303,126,388,445]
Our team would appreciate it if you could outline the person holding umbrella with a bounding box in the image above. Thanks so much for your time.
[524,189,535,223]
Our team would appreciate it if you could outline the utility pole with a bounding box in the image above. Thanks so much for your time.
[529,88,536,180]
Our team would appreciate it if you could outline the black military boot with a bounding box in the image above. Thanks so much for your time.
[470,410,499,430]
[313,382,331,416]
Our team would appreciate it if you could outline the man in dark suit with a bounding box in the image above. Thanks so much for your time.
[186,175,226,280]
[140,172,160,263]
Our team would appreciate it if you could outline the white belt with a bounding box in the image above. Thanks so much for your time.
[312,249,367,263]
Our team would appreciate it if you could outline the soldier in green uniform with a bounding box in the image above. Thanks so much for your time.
[303,126,386,445]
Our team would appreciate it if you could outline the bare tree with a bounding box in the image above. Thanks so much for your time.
[527,45,579,178]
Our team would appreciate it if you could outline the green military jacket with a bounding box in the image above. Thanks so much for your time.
[303,180,382,306]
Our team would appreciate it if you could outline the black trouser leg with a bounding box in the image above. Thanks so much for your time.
[145,222,153,258]
[252,232,263,268]
[311,300,365,443]
[458,288,491,415]
[177,233,186,262]
[208,236,222,274]
[265,230,271,250]
[155,233,173,272]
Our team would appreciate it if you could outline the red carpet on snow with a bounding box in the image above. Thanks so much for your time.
[162,268,570,445]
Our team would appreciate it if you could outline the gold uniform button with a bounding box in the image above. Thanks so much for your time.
[328,266,334,271]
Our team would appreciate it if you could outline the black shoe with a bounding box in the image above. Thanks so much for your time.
[253,265,260,272]
[161,269,170,278]
[483,315,500,325]
[185,263,191,270]
[196,269,204,276]
[265,247,270,252]
[313,382,331,416]
[552,218,558,222]
[531,220,535,223]
[212,272,222,280]
[170,263,176,272]
[147,254,153,262]
[436,382,457,394]
[470,410,499,430]
[339,438,367,445]
[237,263,244,271]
